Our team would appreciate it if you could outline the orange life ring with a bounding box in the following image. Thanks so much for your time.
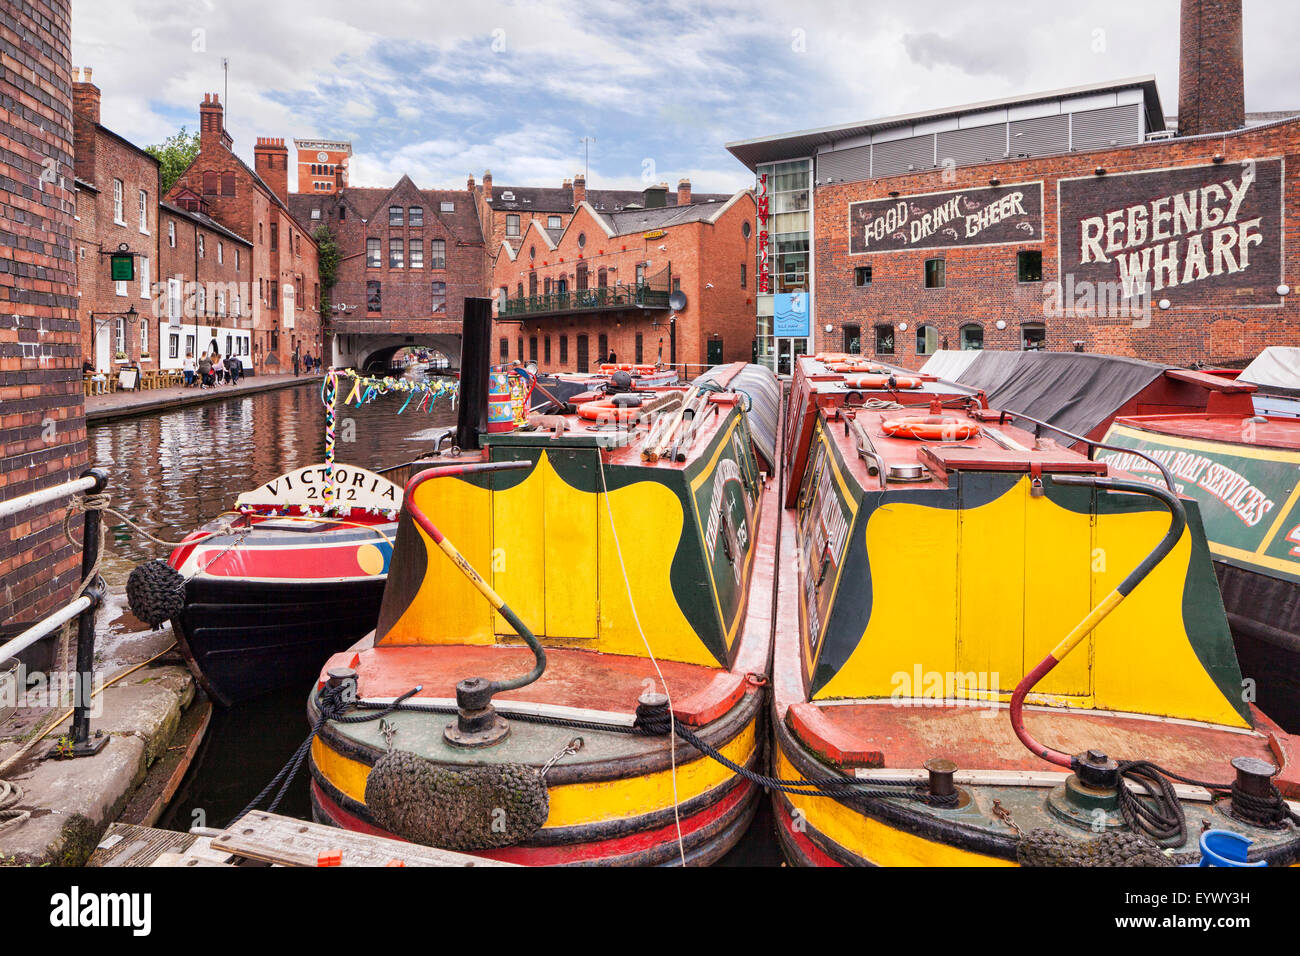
[632,364,658,376]
[847,374,923,389]
[577,398,641,423]
[881,416,979,441]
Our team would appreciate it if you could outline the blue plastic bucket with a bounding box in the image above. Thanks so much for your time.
[1197,830,1267,867]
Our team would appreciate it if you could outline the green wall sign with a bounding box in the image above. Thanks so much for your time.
[110,254,134,282]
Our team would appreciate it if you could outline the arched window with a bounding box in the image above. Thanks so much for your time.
[528,272,538,298]
[1022,322,1046,351]
[959,323,984,351]
[201,170,218,195]
[597,268,607,289]
[576,261,588,290]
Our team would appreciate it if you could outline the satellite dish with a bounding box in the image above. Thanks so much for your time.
[668,290,687,311]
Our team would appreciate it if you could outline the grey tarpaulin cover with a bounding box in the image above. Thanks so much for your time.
[984,351,1169,440]
[948,350,1027,394]
[1239,347,1300,397]
[919,350,981,382]
[693,363,780,470]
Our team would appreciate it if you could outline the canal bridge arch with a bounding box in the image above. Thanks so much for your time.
[330,333,462,374]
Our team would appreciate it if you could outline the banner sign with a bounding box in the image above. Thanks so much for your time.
[756,173,771,294]
[773,292,809,337]
[849,182,1042,254]
[1098,422,1300,583]
[1058,158,1284,306]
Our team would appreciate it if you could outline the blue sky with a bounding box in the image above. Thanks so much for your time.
[73,0,1299,195]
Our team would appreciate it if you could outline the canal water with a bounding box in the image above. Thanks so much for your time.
[91,381,781,864]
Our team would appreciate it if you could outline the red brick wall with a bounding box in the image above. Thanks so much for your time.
[1179,0,1245,137]
[813,118,1300,369]
[0,0,88,624]
[490,193,756,372]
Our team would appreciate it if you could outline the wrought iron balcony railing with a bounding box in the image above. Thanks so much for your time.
[500,284,670,318]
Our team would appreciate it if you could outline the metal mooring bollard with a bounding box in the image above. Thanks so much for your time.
[57,467,110,758]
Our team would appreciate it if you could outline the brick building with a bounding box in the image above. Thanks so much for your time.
[71,68,161,373]
[0,0,88,626]
[167,96,322,372]
[472,171,730,287]
[726,0,1298,371]
[287,176,487,368]
[491,189,756,372]
[295,138,351,195]
[157,194,254,369]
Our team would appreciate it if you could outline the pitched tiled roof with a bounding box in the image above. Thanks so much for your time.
[160,199,253,246]
[288,177,484,243]
[489,184,732,214]
[591,191,750,236]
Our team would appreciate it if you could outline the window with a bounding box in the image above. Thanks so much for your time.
[270,223,278,251]
[115,270,127,297]
[924,258,945,289]
[548,215,561,229]
[409,239,424,269]
[367,238,381,267]
[389,237,404,268]
[201,171,217,196]
[1022,323,1046,351]
[168,277,181,325]
[220,172,235,196]
[138,256,149,299]
[114,317,124,355]
[1018,250,1043,283]
[855,265,873,287]
[529,336,538,362]
[960,324,984,351]
[217,241,223,265]
[113,179,124,224]
[740,263,747,288]
[499,337,508,361]
[544,336,551,364]
[197,284,207,314]
[167,220,175,248]
[233,292,241,317]
[916,324,938,355]
[430,239,445,270]
[874,325,895,355]
[389,206,403,226]
[506,214,520,237]
[597,268,607,289]
[409,206,424,226]
[742,220,751,239]
[138,189,148,233]
[577,232,586,248]
[197,234,205,258]
[431,281,446,314]
[598,333,608,362]
[311,208,321,220]
[440,201,454,213]
[168,333,179,360]
[517,337,524,361]
[366,280,381,313]
[235,248,240,271]
[635,332,643,364]
[267,282,275,307]
[186,334,195,357]
[843,324,861,355]
[140,319,148,356]
[672,277,681,293]
[216,288,226,316]
[559,335,568,365]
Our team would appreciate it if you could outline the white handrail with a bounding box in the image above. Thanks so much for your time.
[0,474,97,520]
[0,595,92,666]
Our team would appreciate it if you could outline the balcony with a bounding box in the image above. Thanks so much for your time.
[500,284,671,319]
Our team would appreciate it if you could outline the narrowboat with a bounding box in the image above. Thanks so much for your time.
[165,460,426,706]
[1096,413,1300,733]
[1237,346,1300,419]
[307,314,782,865]
[770,355,1300,866]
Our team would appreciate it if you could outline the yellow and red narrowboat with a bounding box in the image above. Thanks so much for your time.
[307,318,782,864]
[770,355,1300,867]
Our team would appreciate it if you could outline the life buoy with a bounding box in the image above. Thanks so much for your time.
[632,364,658,376]
[847,373,923,389]
[881,416,979,441]
[577,398,640,423]
[831,362,878,373]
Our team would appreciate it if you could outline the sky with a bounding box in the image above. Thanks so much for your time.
[72,0,1300,196]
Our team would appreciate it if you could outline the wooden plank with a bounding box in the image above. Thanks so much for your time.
[88,822,200,867]
[210,811,519,867]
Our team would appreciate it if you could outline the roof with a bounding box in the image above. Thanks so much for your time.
[488,184,733,214]
[725,76,1165,171]
[286,177,484,243]
[159,199,253,246]
[594,191,750,235]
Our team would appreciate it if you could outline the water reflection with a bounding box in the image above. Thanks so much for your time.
[90,382,457,583]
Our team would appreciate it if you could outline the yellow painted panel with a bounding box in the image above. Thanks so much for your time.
[311,719,756,829]
[815,501,959,700]
[773,746,1013,866]
[596,476,720,666]
[1023,492,1093,696]
[544,451,598,639]
[380,476,495,645]
[957,482,1026,692]
[492,455,546,636]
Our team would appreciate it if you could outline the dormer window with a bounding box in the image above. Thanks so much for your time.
[501,191,516,201]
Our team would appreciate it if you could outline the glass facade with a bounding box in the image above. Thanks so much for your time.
[755,159,811,374]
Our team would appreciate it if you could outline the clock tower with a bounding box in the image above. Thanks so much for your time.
[293,138,352,194]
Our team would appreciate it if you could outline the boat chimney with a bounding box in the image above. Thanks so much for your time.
[456,297,493,450]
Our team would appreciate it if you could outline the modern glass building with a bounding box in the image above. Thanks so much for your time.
[754,159,811,374]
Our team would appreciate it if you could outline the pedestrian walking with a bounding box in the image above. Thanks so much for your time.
[293,349,300,377]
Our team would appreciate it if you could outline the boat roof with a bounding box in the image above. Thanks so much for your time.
[1111,413,1300,451]
[1238,347,1300,397]
[693,363,782,470]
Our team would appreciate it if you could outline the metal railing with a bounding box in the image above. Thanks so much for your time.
[500,285,671,317]
[0,468,109,757]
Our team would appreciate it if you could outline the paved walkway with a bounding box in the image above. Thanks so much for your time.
[85,371,325,423]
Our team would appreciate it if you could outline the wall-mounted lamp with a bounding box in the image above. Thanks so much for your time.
[1158,299,1171,310]
[989,177,1000,187]
[1212,153,1225,164]
[1094,167,1106,176]
[1278,284,1291,296]
[995,320,1007,331]
[888,190,900,198]
[898,322,909,331]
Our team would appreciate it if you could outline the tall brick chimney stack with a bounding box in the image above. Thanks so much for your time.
[254,137,289,203]
[573,173,586,206]
[72,67,100,124]
[482,169,492,199]
[1178,0,1245,136]
[468,173,475,192]
[199,93,233,150]
[677,178,691,205]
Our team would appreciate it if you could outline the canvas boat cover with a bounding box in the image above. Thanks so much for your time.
[984,351,1168,440]
[693,363,781,470]
[1239,347,1300,397]
[919,350,981,382]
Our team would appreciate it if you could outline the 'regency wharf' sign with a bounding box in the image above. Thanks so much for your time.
[849,183,1043,254]
[1058,158,1284,306]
